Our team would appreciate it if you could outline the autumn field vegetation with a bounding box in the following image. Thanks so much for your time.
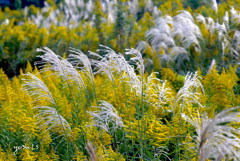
[0,0,240,160]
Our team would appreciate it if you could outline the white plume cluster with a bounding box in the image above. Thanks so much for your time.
[23,73,71,136]
[182,106,240,161]
[34,105,72,135]
[88,100,123,134]
[145,7,240,73]
[147,11,202,53]
[36,47,87,90]
[27,0,156,28]
[22,73,55,104]
[174,11,202,51]
[146,73,172,111]
[146,16,174,51]
[91,45,144,95]
[145,11,203,73]
[174,72,204,112]
[22,45,240,160]
[68,48,94,85]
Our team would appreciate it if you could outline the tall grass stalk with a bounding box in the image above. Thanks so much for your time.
[23,73,74,159]
[172,71,204,159]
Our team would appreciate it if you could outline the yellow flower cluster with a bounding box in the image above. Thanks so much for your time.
[203,66,239,116]
[125,114,170,147]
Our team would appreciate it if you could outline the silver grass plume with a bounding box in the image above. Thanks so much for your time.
[90,45,142,95]
[208,59,216,73]
[125,48,144,77]
[174,72,204,113]
[90,45,121,82]
[231,31,240,62]
[170,46,189,69]
[68,48,94,85]
[118,53,142,95]
[36,47,86,90]
[146,11,202,71]
[197,16,215,35]
[23,73,71,136]
[154,146,171,160]
[146,73,173,111]
[182,106,240,161]
[146,16,174,51]
[87,100,123,134]
[211,0,218,13]
[125,48,145,95]
[215,22,227,41]
[223,11,229,27]
[34,106,71,136]
[22,73,55,104]
[173,11,202,52]
[196,14,206,26]
[136,41,148,53]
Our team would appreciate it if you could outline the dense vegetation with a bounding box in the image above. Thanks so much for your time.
[0,0,240,77]
[0,0,240,160]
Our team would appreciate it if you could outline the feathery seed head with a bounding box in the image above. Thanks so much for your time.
[68,48,94,82]
[182,106,240,161]
[34,105,72,134]
[22,73,55,104]
[88,100,123,134]
[36,47,86,89]
[174,72,204,112]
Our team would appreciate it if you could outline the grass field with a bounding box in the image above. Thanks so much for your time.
[0,0,240,160]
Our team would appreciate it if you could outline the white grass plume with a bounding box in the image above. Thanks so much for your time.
[196,14,206,26]
[170,47,189,69]
[90,45,143,95]
[208,59,216,73]
[88,100,123,134]
[231,7,240,25]
[174,72,204,113]
[146,16,174,51]
[85,142,97,161]
[211,0,218,13]
[90,45,120,82]
[68,48,94,84]
[136,41,148,53]
[223,11,229,26]
[34,105,72,135]
[22,73,55,104]
[173,11,202,51]
[146,11,202,69]
[147,73,173,111]
[182,106,240,161]
[231,31,240,62]
[125,48,145,77]
[23,73,71,137]
[36,47,86,90]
